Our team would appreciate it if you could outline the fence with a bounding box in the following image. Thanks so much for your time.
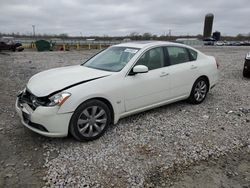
[17,38,204,51]
[18,38,124,50]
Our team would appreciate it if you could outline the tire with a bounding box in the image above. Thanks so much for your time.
[243,69,249,78]
[69,99,111,141]
[188,77,209,104]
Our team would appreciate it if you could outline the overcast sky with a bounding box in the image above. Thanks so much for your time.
[0,0,249,36]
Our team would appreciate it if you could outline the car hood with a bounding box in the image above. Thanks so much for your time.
[27,65,111,97]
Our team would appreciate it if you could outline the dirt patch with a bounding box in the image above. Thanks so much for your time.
[144,146,250,188]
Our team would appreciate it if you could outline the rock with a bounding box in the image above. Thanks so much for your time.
[185,132,191,137]
[202,115,209,119]
[227,110,234,114]
[226,171,233,178]
[5,174,13,178]
[237,113,243,117]
[239,108,250,114]
[6,163,15,167]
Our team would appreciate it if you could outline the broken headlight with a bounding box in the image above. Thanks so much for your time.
[48,92,71,107]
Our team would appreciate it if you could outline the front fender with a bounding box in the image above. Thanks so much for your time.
[57,93,118,117]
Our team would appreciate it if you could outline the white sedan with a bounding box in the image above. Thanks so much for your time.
[16,41,219,141]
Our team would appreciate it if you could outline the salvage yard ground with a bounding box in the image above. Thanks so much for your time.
[0,46,250,187]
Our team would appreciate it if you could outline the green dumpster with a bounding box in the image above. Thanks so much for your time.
[35,40,54,51]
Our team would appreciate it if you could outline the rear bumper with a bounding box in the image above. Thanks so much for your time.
[15,98,72,138]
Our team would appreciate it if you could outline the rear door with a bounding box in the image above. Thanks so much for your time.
[165,46,199,99]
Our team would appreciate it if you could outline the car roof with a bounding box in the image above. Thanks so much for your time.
[114,41,189,49]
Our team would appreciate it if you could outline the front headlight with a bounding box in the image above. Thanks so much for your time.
[48,92,71,107]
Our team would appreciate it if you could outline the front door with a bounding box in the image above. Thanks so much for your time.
[123,47,171,112]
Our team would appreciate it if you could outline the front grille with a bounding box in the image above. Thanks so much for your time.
[19,90,49,110]
[19,90,37,110]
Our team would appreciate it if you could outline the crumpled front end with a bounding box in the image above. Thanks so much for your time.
[15,89,72,137]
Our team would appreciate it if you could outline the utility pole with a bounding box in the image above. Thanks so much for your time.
[32,25,36,37]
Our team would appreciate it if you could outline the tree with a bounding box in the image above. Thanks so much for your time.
[142,32,152,40]
[59,33,68,38]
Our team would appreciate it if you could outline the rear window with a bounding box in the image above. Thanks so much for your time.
[167,47,190,65]
[188,49,198,61]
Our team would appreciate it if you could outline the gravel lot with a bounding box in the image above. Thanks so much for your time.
[0,46,249,187]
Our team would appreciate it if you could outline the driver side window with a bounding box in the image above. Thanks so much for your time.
[136,47,164,70]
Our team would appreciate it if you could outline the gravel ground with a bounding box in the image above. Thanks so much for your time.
[0,46,249,187]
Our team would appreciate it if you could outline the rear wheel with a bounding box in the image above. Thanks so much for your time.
[70,99,111,141]
[243,69,249,78]
[188,77,209,104]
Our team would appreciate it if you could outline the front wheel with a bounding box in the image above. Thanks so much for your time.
[188,78,209,104]
[69,99,111,141]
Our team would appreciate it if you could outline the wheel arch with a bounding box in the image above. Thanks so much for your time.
[69,97,115,125]
[89,97,115,124]
[68,97,115,140]
[189,75,210,97]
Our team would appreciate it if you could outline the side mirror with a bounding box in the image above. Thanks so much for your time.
[132,65,149,74]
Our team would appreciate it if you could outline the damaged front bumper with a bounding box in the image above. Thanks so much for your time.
[15,92,73,138]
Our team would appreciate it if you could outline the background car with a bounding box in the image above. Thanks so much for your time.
[203,37,216,46]
[0,37,24,52]
[16,41,219,141]
[215,41,224,46]
[243,52,250,77]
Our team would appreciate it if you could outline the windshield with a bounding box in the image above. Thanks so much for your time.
[83,47,139,72]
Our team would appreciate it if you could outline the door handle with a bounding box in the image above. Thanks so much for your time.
[191,65,198,70]
[160,72,169,77]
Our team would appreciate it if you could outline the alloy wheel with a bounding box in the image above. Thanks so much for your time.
[194,80,207,102]
[77,106,107,138]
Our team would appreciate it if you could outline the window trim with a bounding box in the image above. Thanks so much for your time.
[187,48,198,61]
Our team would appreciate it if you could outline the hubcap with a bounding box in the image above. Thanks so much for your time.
[77,106,107,137]
[194,80,207,102]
